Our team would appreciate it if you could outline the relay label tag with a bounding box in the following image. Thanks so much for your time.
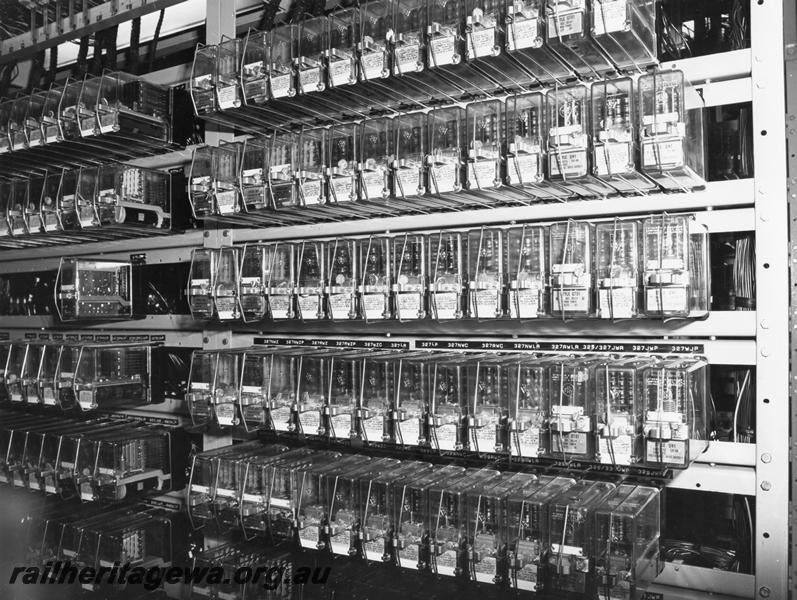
[592,0,627,35]
[432,292,460,319]
[510,288,541,319]
[270,406,292,432]
[509,153,540,185]
[394,44,421,74]
[430,36,457,66]
[508,18,539,51]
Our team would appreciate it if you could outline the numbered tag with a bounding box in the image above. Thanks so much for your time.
[508,18,539,51]
[362,293,387,320]
[298,294,321,320]
[513,427,541,458]
[432,292,460,319]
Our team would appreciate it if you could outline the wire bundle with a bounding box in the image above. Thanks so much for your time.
[733,234,755,310]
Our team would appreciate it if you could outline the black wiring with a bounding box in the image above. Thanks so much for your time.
[129,16,142,74]
[149,9,167,72]
[28,50,46,93]
[47,44,58,88]
[74,35,90,78]
[103,25,119,71]
[260,0,282,31]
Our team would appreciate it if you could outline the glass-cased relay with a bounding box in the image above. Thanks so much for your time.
[467,226,504,319]
[296,241,325,320]
[215,37,242,111]
[187,249,214,320]
[326,239,358,320]
[359,0,392,82]
[328,458,393,555]
[25,175,44,235]
[238,350,270,432]
[37,344,59,406]
[264,350,299,433]
[429,469,501,576]
[328,122,359,207]
[642,358,708,469]
[504,0,574,83]
[544,0,612,78]
[393,233,427,320]
[238,137,269,214]
[187,351,217,427]
[261,448,319,541]
[325,352,361,441]
[427,0,464,71]
[55,345,81,410]
[547,358,598,461]
[506,224,547,319]
[56,258,133,321]
[394,465,466,569]
[361,461,434,562]
[72,344,151,412]
[428,106,465,201]
[358,353,394,443]
[429,354,470,451]
[506,92,570,201]
[238,244,268,322]
[506,476,575,592]
[75,166,98,229]
[268,132,299,211]
[642,214,709,318]
[296,16,328,95]
[241,30,269,105]
[468,355,510,454]
[268,26,296,100]
[595,219,640,319]
[393,353,430,447]
[359,118,392,203]
[465,100,504,198]
[84,428,172,503]
[187,444,247,527]
[187,145,215,218]
[294,454,350,549]
[548,220,592,318]
[190,44,218,116]
[3,343,25,403]
[213,247,240,321]
[508,355,549,458]
[590,0,656,71]
[95,164,171,229]
[327,8,358,89]
[638,70,706,191]
[393,113,429,205]
[8,178,31,236]
[546,479,617,595]
[298,127,327,208]
[591,78,656,195]
[594,357,648,465]
[468,472,538,583]
[19,343,43,404]
[547,85,616,197]
[358,235,392,320]
[391,0,426,78]
[56,168,81,232]
[594,484,662,600]
[296,351,330,436]
[429,231,465,319]
[212,351,240,427]
[213,142,242,217]
[39,170,62,233]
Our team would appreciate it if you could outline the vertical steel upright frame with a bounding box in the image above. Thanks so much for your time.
[753,0,789,598]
